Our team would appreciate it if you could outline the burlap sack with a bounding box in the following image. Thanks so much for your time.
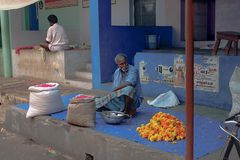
[67,95,96,127]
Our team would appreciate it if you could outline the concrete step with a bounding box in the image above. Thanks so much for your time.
[74,71,92,80]
[65,77,92,90]
[5,107,176,160]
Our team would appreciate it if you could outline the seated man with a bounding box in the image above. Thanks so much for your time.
[40,14,69,52]
[95,53,143,115]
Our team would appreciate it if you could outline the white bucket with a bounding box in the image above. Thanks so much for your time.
[146,35,159,49]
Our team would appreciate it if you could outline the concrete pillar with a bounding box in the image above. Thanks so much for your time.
[0,10,12,77]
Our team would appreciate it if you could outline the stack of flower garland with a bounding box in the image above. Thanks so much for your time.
[136,112,186,142]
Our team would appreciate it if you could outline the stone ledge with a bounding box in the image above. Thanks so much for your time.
[4,106,183,160]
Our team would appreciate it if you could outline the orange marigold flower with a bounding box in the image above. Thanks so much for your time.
[136,112,186,142]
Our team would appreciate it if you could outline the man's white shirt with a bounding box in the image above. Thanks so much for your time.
[46,23,69,52]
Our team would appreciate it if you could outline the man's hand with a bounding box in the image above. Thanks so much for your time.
[112,82,132,92]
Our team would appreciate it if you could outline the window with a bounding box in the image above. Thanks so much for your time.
[24,3,39,31]
[134,0,156,26]
[181,0,215,41]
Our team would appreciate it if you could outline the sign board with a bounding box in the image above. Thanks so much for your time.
[45,0,78,9]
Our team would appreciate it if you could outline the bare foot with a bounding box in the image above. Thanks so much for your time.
[125,108,136,116]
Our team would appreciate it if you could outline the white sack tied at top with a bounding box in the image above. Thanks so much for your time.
[26,83,64,118]
[147,90,180,108]
[28,82,59,92]
[0,0,39,10]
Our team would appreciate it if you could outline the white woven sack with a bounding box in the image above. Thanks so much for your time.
[26,90,64,118]
[28,82,59,92]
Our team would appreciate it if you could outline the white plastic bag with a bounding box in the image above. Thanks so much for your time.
[26,83,64,118]
[147,90,180,108]
[229,66,240,117]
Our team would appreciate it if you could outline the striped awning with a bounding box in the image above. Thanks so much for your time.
[0,0,39,10]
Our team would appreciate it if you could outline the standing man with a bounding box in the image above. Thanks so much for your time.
[96,53,143,115]
[40,14,69,52]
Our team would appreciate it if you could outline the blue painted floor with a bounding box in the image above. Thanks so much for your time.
[17,93,227,159]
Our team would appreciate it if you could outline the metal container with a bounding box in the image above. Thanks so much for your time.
[101,111,130,124]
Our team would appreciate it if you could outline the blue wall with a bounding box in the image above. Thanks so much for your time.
[135,52,240,110]
[90,0,172,90]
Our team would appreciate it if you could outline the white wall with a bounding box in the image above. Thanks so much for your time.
[79,2,90,46]
[111,0,168,26]
[38,3,81,45]
[111,0,130,26]
[155,0,167,26]
[207,0,240,48]
[111,0,183,47]
[0,49,3,76]
[9,9,45,48]
[111,0,240,48]
[159,0,240,48]
[162,0,181,47]
[9,1,91,48]
[216,0,240,32]
[8,0,240,49]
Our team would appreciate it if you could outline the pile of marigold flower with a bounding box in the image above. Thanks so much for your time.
[136,112,186,142]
